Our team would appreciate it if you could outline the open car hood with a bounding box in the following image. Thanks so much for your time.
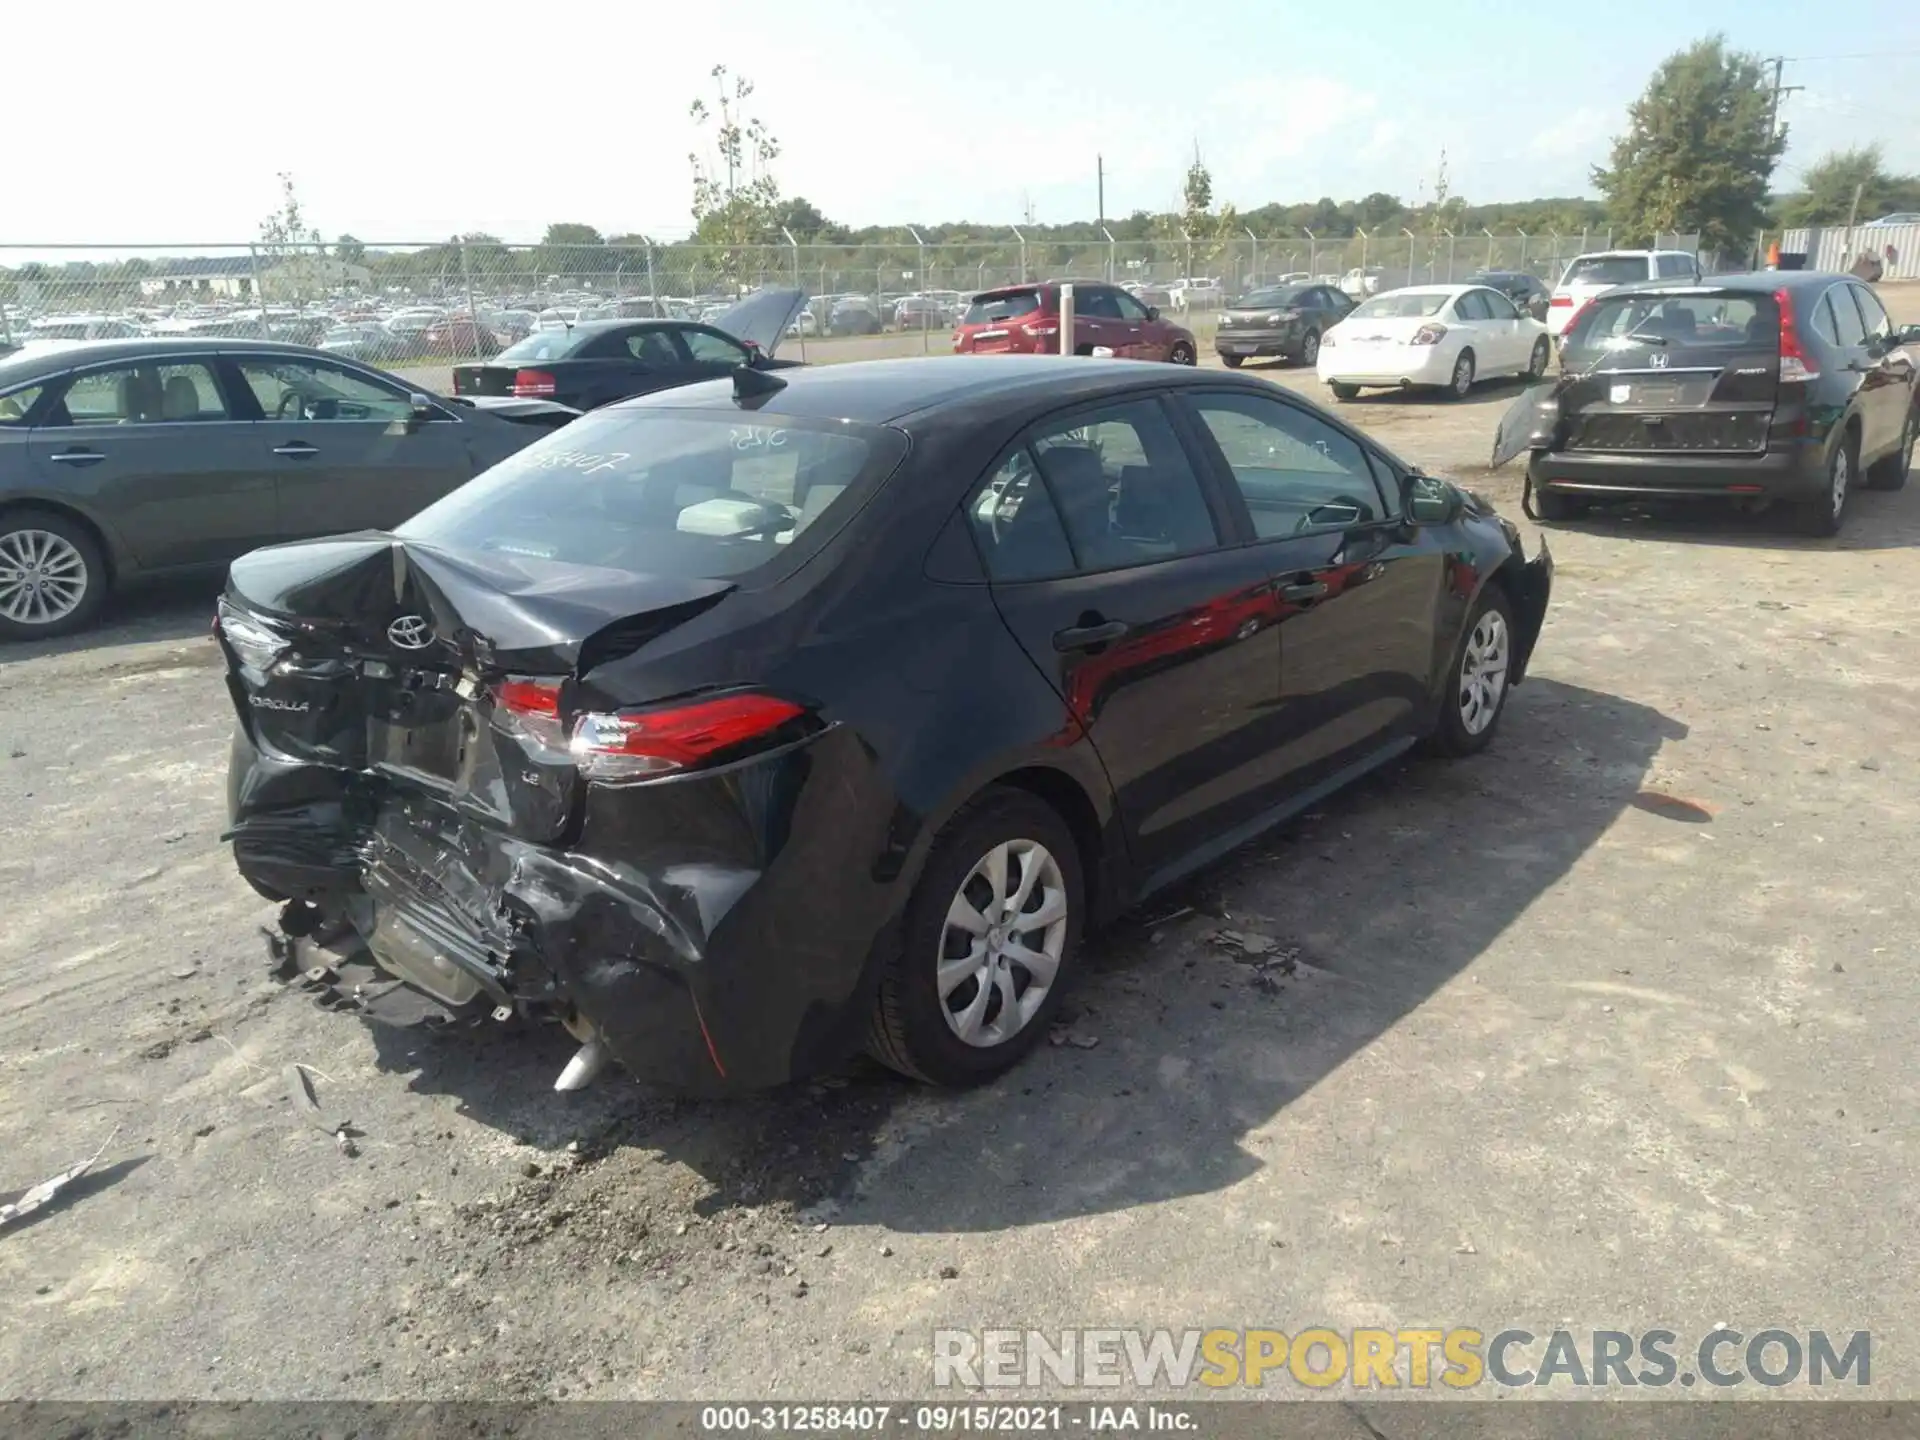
[713,287,807,359]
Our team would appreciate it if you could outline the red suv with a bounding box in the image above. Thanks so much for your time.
[952,282,1197,363]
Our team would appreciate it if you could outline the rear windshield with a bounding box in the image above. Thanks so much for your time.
[1352,292,1448,319]
[1238,287,1307,309]
[1566,293,1778,351]
[397,411,905,579]
[965,290,1043,325]
[495,330,588,364]
[1562,255,1650,288]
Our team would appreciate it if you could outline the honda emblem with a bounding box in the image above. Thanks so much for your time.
[1650,351,1670,368]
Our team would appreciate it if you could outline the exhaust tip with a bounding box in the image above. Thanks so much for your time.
[555,1039,610,1092]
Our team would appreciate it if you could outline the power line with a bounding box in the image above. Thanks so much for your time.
[1781,49,1920,62]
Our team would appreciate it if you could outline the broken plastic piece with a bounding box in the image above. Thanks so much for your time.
[1,1128,118,1233]
[555,1038,610,1092]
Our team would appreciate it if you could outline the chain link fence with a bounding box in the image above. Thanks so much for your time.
[0,232,1703,365]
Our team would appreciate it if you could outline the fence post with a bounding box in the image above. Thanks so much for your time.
[1012,226,1027,283]
[1403,229,1416,285]
[646,242,658,308]
[908,227,928,353]
[1182,229,1193,281]
[1483,229,1494,268]
[1058,283,1075,356]
[1245,226,1258,287]
[1517,229,1528,267]
[247,244,269,337]
[1445,231,1456,282]
[457,236,482,361]
[782,227,804,361]
[1358,228,1370,273]
[1305,229,1316,276]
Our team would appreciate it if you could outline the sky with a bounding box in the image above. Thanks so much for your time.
[12,0,1920,251]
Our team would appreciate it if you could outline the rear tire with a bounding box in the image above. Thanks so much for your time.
[1168,341,1196,366]
[1532,486,1586,522]
[0,508,109,642]
[1867,407,1914,490]
[1298,330,1322,366]
[1794,434,1854,536]
[1524,336,1551,381]
[1424,585,1517,758]
[1329,381,1360,402]
[1220,353,1245,369]
[1443,349,1476,400]
[869,788,1084,1087]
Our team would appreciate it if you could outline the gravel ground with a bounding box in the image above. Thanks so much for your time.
[2,291,1918,1405]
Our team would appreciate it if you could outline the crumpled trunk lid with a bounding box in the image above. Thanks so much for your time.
[220,534,732,843]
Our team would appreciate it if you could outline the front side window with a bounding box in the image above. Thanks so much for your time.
[54,362,228,425]
[682,328,747,365]
[625,332,680,367]
[235,359,413,422]
[1113,291,1150,321]
[1849,284,1894,342]
[1187,392,1385,537]
[1026,399,1219,571]
[1481,289,1521,320]
[1076,288,1123,320]
[1454,290,1493,321]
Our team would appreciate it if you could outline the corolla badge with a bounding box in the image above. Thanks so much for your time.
[387,615,434,650]
[248,695,309,713]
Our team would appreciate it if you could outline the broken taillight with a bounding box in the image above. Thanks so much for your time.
[216,599,289,671]
[512,369,558,397]
[493,677,568,751]
[570,692,806,782]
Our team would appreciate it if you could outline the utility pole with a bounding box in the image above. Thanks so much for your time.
[1765,57,1803,139]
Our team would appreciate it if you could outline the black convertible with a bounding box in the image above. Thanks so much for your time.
[450,289,807,412]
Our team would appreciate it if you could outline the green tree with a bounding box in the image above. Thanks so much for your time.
[689,65,783,281]
[1778,146,1920,227]
[1593,35,1784,256]
[257,173,326,301]
[536,223,606,284]
[335,233,366,265]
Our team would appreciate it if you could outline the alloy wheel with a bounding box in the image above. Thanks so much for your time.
[0,528,90,627]
[1458,609,1510,736]
[1301,331,1321,364]
[937,838,1068,1048]
[1452,353,1474,397]
[1830,444,1850,522]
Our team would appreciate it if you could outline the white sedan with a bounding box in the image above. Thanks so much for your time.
[1316,283,1552,401]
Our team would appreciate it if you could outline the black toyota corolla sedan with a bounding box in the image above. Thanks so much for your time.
[0,338,577,640]
[219,355,1552,1095]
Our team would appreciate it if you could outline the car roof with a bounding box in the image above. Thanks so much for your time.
[1590,269,1842,299]
[0,335,334,385]
[607,354,1263,427]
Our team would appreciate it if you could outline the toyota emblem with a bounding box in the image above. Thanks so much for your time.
[387,614,434,650]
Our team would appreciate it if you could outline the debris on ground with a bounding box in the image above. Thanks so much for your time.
[1,1128,120,1234]
[1048,1024,1101,1049]
[284,1063,360,1158]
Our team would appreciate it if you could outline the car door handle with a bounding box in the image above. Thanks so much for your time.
[1053,619,1130,652]
[1280,580,1329,603]
[272,442,319,458]
[48,449,105,465]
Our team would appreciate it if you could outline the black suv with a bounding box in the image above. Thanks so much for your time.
[1522,271,1920,535]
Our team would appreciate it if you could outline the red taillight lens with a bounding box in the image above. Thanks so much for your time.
[570,692,806,782]
[493,677,567,751]
[1409,324,1448,346]
[1775,287,1821,382]
[1561,297,1599,339]
[512,369,557,396]
[1549,295,1573,308]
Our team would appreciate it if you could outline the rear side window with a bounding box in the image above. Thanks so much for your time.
[1824,289,1868,348]
[398,411,903,580]
[1028,400,1218,571]
[1656,254,1695,278]
[965,290,1043,325]
[1570,293,1779,351]
[968,451,1077,581]
[0,383,45,425]
[1454,291,1493,321]
[496,331,585,364]
[53,362,229,424]
[1562,255,1652,287]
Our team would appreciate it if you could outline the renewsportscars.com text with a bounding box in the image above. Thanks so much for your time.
[933,1327,1871,1391]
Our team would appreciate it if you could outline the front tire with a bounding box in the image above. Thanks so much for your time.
[1425,585,1516,757]
[1297,330,1322,366]
[1329,381,1360,402]
[1168,341,1196,366]
[1867,407,1914,490]
[1524,336,1551,381]
[0,509,108,642]
[1220,353,1245,369]
[869,788,1084,1086]
[1532,486,1586,522]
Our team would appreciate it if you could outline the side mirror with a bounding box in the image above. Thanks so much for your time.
[741,339,763,367]
[406,393,436,428]
[1899,324,1920,345]
[1146,306,1160,321]
[1403,473,1459,524]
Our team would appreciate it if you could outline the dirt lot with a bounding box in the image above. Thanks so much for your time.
[3,289,1919,1406]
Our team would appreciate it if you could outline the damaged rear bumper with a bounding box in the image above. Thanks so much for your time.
[1509,538,1552,685]
[228,722,902,1094]
[1529,439,1828,501]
